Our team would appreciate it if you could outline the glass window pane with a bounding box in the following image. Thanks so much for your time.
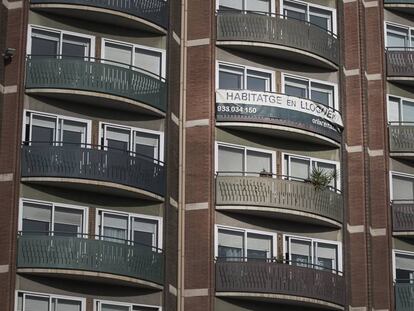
[387,25,409,48]
[54,207,83,236]
[389,97,401,122]
[101,304,130,311]
[290,239,311,267]
[284,1,306,21]
[247,233,272,260]
[315,242,337,271]
[104,42,132,66]
[396,253,414,282]
[103,214,128,242]
[315,161,336,188]
[309,7,332,31]
[246,150,272,175]
[402,100,414,123]
[61,120,87,145]
[24,295,49,311]
[31,29,59,56]
[31,115,56,145]
[54,299,82,311]
[311,82,334,107]
[392,175,414,201]
[218,145,244,174]
[219,0,242,10]
[62,34,90,58]
[218,229,244,260]
[246,0,270,13]
[132,218,158,247]
[219,70,243,90]
[135,132,159,159]
[246,70,271,92]
[290,157,310,180]
[106,127,130,151]
[284,77,308,98]
[134,48,162,76]
[22,202,52,234]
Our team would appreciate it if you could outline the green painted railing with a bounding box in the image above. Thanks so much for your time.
[17,234,164,285]
[25,55,167,113]
[385,0,414,4]
[389,124,414,153]
[395,282,414,311]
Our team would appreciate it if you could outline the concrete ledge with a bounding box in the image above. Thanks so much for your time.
[21,177,165,202]
[216,292,344,310]
[30,3,167,34]
[17,268,163,290]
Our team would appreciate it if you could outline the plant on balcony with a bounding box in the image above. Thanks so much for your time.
[309,167,335,191]
[259,169,273,178]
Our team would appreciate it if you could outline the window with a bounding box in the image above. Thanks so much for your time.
[283,74,337,109]
[285,235,341,272]
[386,23,414,48]
[96,210,162,249]
[283,154,339,189]
[218,0,273,13]
[216,143,275,176]
[100,123,163,161]
[24,111,91,146]
[95,300,160,311]
[218,63,273,92]
[102,39,165,77]
[388,96,414,124]
[216,226,276,261]
[19,199,87,236]
[282,0,335,32]
[16,292,84,311]
[391,173,414,202]
[28,25,94,57]
[394,251,414,283]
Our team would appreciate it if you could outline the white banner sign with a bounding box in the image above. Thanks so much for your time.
[216,89,343,128]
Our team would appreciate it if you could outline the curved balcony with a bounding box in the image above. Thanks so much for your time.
[216,11,339,70]
[21,143,165,201]
[386,48,414,85]
[30,0,168,34]
[216,89,343,146]
[17,232,164,289]
[395,281,414,311]
[215,259,345,310]
[384,1,414,14]
[389,123,414,159]
[25,55,167,116]
[392,201,414,237]
[216,174,343,228]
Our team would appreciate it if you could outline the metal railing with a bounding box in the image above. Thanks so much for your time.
[30,0,168,29]
[395,280,414,311]
[21,142,166,197]
[216,173,343,224]
[17,232,164,285]
[385,0,414,4]
[389,122,414,153]
[392,200,414,232]
[386,48,414,77]
[25,55,167,112]
[215,258,345,306]
[216,10,339,65]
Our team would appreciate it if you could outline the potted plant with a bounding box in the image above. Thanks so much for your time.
[309,167,335,191]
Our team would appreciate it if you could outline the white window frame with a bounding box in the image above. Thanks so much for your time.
[95,208,163,250]
[384,21,414,48]
[393,249,414,281]
[389,171,414,201]
[282,152,341,190]
[101,38,166,78]
[387,94,414,123]
[215,0,276,14]
[215,141,277,175]
[18,198,89,235]
[279,0,337,34]
[281,73,339,110]
[283,234,342,273]
[22,110,92,146]
[214,225,277,259]
[99,122,164,162]
[15,290,86,311]
[94,299,161,311]
[216,61,276,92]
[27,24,95,57]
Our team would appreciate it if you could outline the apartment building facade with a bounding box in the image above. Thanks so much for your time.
[0,0,413,310]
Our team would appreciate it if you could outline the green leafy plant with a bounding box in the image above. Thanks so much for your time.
[309,167,335,191]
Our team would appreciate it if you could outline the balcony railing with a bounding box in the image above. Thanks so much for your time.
[17,232,164,285]
[392,201,414,232]
[216,174,343,224]
[25,55,167,113]
[21,143,166,197]
[385,0,414,4]
[215,259,345,307]
[30,0,168,29]
[387,48,414,77]
[217,10,339,66]
[389,123,414,153]
[395,281,414,311]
